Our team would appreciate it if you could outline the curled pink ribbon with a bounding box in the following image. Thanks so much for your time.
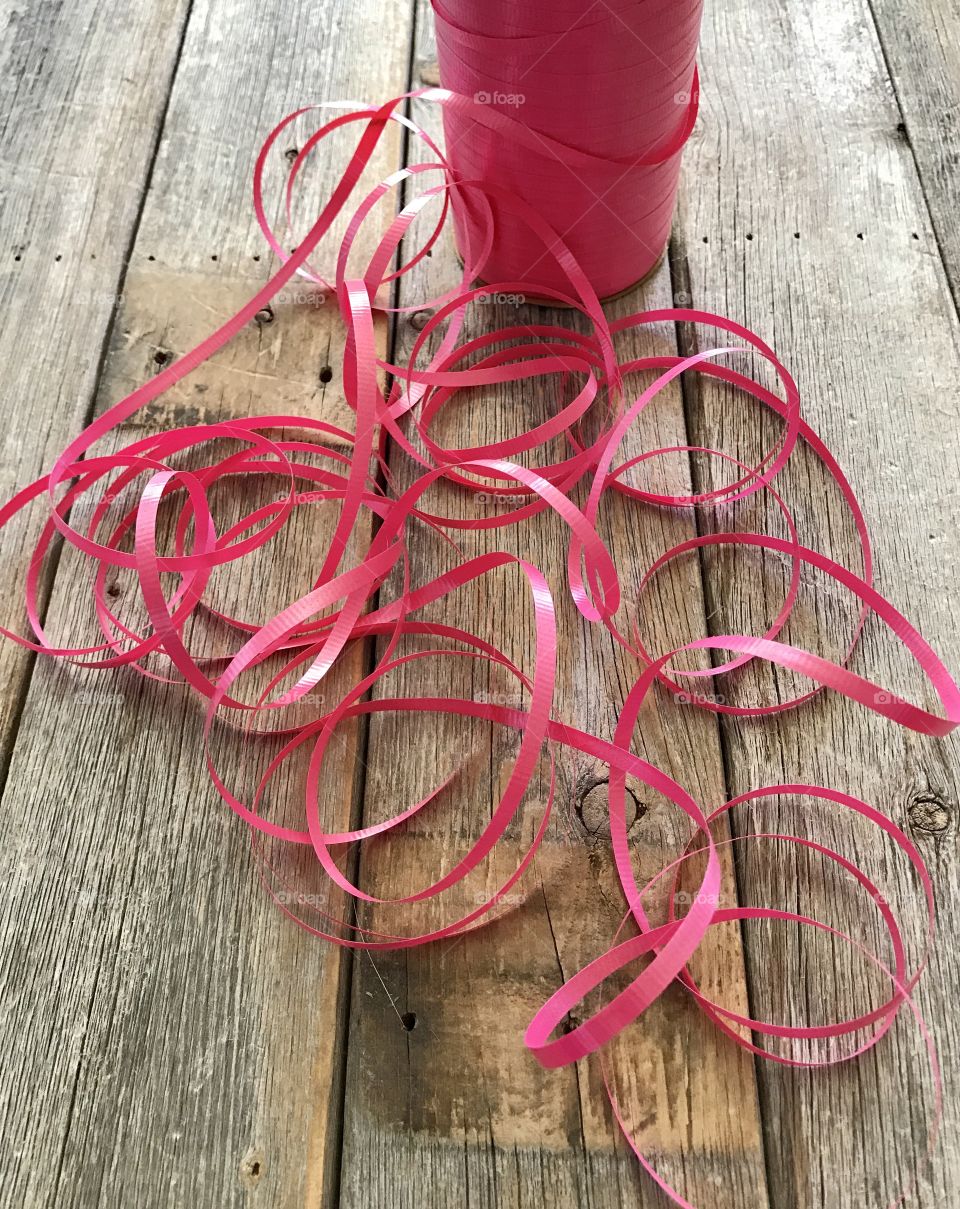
[1,89,954,1207]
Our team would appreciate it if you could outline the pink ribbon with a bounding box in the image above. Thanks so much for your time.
[433,0,704,296]
[1,88,954,1207]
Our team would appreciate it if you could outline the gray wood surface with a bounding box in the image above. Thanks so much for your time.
[869,0,960,300]
[1,0,957,1206]
[677,0,960,1204]
[0,1,411,1206]
[338,8,766,1208]
[0,0,191,766]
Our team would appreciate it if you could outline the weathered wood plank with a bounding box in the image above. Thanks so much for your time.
[867,0,960,300]
[677,0,960,1204]
[7,0,957,1204]
[0,0,191,764]
[338,7,769,1207]
[0,1,413,1205]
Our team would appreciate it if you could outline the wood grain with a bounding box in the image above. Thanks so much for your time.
[0,1,412,1205]
[3,0,960,1206]
[0,0,191,767]
[867,0,960,299]
[676,0,960,1204]
[337,6,768,1207]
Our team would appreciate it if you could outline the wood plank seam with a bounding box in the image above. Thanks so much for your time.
[669,235,794,1209]
[329,8,425,1205]
[336,9,770,1204]
[863,0,960,320]
[674,0,960,1197]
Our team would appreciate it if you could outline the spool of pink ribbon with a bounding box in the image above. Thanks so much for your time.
[433,0,703,297]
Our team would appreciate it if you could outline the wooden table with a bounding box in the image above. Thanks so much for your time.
[2,1,959,1206]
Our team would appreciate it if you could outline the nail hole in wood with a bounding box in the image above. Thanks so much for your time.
[154,349,171,368]
[746,233,753,241]
[285,147,299,163]
[400,1011,417,1031]
[239,1147,266,1188]
[410,310,431,330]
[319,365,333,384]
[857,232,864,240]
[794,232,800,239]
[255,305,274,325]
[211,253,218,261]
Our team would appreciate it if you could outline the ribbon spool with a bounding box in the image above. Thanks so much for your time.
[433,0,704,299]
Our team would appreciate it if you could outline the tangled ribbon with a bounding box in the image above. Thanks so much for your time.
[3,90,956,1206]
